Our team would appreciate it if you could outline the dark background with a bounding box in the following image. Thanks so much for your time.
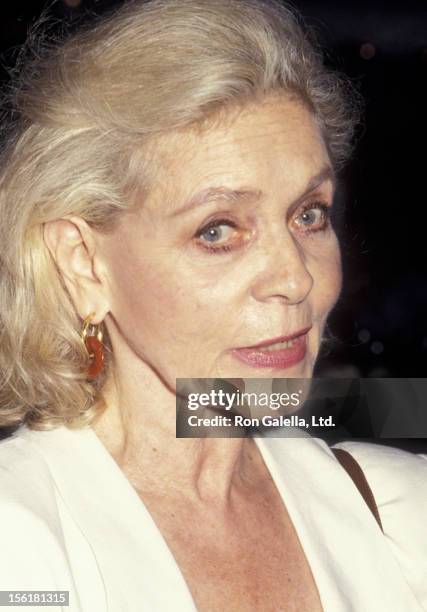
[0,0,426,449]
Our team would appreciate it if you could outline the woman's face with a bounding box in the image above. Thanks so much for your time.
[98,93,341,384]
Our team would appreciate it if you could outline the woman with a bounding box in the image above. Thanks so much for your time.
[0,0,426,610]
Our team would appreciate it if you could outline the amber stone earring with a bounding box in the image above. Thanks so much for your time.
[80,312,105,379]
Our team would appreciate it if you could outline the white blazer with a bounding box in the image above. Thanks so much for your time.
[0,423,426,611]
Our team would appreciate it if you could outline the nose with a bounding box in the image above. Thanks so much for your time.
[250,231,314,304]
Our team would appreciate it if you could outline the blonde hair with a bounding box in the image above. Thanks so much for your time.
[0,0,360,431]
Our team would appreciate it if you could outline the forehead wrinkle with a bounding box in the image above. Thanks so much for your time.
[152,103,299,172]
[146,96,332,218]
[169,186,262,218]
[169,164,334,218]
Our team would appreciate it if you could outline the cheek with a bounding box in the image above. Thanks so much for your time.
[107,251,234,349]
[111,261,185,335]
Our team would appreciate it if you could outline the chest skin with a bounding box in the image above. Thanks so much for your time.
[135,466,324,612]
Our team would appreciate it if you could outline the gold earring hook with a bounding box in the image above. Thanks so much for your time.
[81,312,103,343]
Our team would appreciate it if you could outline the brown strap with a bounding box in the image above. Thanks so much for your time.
[332,448,384,533]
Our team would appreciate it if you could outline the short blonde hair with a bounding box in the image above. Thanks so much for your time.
[0,0,360,431]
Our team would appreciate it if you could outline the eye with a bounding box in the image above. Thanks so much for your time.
[195,218,239,253]
[293,202,331,232]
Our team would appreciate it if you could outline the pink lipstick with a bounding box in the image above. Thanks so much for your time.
[231,327,310,370]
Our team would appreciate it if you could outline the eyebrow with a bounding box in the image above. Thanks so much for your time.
[170,165,335,217]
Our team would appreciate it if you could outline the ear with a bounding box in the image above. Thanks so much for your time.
[43,216,110,323]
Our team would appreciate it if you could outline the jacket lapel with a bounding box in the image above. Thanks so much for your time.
[22,425,198,611]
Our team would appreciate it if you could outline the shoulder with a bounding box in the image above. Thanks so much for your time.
[331,440,427,506]
[331,440,427,606]
[0,427,57,514]
[0,428,70,590]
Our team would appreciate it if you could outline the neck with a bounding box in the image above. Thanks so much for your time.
[91,364,261,507]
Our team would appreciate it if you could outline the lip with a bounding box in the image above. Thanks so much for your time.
[231,326,311,370]
[238,326,312,350]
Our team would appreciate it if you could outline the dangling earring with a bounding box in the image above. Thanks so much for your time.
[80,312,105,380]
